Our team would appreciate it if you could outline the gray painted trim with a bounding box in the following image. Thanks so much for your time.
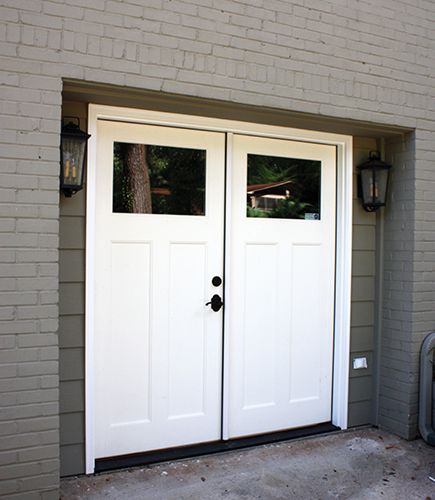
[63,80,412,139]
[373,140,386,426]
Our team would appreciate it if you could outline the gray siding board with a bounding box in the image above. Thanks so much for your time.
[351,302,375,328]
[59,381,84,413]
[59,217,86,250]
[352,203,376,226]
[349,377,373,404]
[59,283,84,316]
[60,444,85,477]
[350,326,374,353]
[348,401,373,427]
[352,226,376,251]
[59,349,84,382]
[352,251,376,277]
[351,277,375,302]
[58,191,86,218]
[60,413,84,446]
[59,251,85,283]
[59,316,84,349]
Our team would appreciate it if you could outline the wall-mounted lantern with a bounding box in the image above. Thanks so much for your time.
[357,151,391,212]
[60,117,91,197]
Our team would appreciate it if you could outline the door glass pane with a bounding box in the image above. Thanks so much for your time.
[113,142,206,215]
[246,154,321,220]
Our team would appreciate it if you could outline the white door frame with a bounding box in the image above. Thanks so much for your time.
[85,104,353,474]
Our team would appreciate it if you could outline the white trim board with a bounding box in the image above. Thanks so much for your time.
[85,104,352,474]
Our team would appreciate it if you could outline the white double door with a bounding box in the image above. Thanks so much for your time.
[94,120,336,459]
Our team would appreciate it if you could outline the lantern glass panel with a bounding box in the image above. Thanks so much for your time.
[374,167,389,205]
[360,168,375,205]
[61,136,86,188]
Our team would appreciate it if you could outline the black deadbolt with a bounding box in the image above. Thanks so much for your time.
[212,276,222,287]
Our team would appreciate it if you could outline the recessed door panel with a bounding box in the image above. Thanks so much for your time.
[242,243,278,410]
[168,242,208,419]
[108,242,151,426]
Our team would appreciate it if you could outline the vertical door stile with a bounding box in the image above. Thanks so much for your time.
[221,132,233,441]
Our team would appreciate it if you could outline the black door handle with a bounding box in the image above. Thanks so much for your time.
[205,294,223,312]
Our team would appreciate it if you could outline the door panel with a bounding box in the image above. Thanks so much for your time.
[108,242,151,426]
[94,121,225,458]
[167,242,208,418]
[227,135,336,438]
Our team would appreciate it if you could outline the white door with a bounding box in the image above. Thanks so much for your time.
[94,121,225,458]
[93,121,337,459]
[227,135,336,437]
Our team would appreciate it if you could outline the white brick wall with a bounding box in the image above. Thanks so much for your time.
[1,0,434,496]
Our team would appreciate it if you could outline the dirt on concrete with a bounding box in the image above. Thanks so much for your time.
[61,428,435,499]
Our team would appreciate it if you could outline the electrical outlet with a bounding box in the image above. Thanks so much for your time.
[353,357,368,370]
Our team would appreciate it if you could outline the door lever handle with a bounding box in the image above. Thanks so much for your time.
[205,294,223,312]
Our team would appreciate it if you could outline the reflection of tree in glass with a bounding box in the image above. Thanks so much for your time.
[113,143,152,213]
[148,146,205,215]
[113,142,205,215]
[246,206,269,217]
[113,143,132,213]
[270,198,312,219]
[247,154,321,219]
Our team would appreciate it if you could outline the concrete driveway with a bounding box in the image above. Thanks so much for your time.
[61,428,435,499]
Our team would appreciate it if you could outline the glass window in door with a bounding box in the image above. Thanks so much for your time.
[246,154,321,220]
[113,142,206,216]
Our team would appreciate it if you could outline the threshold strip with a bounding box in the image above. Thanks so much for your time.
[95,422,338,473]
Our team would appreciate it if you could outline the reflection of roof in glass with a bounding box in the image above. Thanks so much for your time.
[247,180,293,195]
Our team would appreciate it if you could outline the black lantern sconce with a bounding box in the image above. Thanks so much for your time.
[60,117,91,197]
[357,151,391,212]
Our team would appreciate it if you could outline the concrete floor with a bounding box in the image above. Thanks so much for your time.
[61,428,435,499]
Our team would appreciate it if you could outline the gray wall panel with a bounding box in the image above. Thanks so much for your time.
[60,444,85,478]
[59,102,87,478]
[59,283,85,316]
[352,251,376,277]
[59,316,84,349]
[59,381,84,413]
[348,401,373,427]
[60,413,84,446]
[349,377,373,404]
[348,138,378,426]
[350,326,374,353]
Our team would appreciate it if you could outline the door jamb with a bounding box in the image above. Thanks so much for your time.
[86,104,352,474]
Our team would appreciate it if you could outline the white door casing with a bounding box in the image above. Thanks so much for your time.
[86,105,352,473]
[227,135,336,437]
[94,121,225,458]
